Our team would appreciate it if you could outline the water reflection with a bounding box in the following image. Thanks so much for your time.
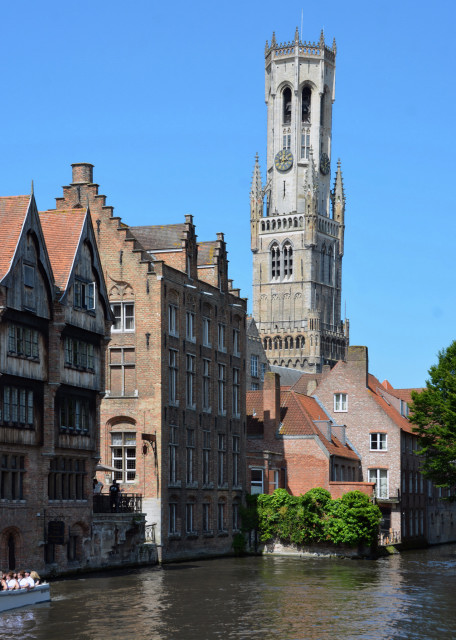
[3,546,456,640]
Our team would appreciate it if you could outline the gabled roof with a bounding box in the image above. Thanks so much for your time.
[381,380,422,404]
[197,241,217,266]
[0,195,31,281]
[270,365,304,388]
[130,224,186,251]
[39,209,86,291]
[290,371,324,394]
[368,374,414,434]
[246,388,359,460]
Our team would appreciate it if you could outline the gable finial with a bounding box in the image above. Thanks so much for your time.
[31,179,34,195]
[319,29,325,47]
[271,31,276,47]
[332,37,337,54]
[294,26,299,43]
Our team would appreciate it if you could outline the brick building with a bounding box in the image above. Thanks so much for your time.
[0,191,111,573]
[50,163,247,561]
[246,316,269,391]
[246,372,371,499]
[310,346,456,543]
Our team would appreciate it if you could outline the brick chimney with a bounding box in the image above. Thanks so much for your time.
[72,163,94,184]
[347,346,368,387]
[263,372,281,427]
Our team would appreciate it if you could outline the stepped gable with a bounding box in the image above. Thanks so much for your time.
[39,209,86,291]
[368,374,414,434]
[0,195,31,280]
[129,224,187,251]
[197,241,217,265]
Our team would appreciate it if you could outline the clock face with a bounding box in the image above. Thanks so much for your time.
[275,149,293,172]
[320,152,330,175]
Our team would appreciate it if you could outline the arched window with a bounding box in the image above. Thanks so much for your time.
[271,244,280,280]
[320,245,326,282]
[282,87,292,124]
[327,246,333,285]
[289,337,294,349]
[301,86,311,123]
[263,338,268,350]
[283,243,293,277]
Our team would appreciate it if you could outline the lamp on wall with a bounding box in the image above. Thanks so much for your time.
[141,433,157,457]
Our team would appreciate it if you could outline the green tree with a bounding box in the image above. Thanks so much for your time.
[409,340,456,490]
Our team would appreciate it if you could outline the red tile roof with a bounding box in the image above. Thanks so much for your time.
[368,374,414,434]
[0,195,31,281]
[246,388,358,460]
[39,209,86,291]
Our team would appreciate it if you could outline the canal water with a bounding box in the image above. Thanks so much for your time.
[2,544,456,639]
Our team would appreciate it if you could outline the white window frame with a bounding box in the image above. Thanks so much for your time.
[251,354,259,378]
[202,317,211,347]
[111,432,136,483]
[251,468,264,495]
[368,468,388,499]
[186,311,195,342]
[334,393,347,412]
[111,302,135,332]
[370,432,387,451]
[168,304,178,337]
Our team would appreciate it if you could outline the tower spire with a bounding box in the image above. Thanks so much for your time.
[250,154,263,252]
[331,159,345,255]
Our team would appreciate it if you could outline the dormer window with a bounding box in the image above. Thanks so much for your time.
[74,280,96,311]
[23,264,35,288]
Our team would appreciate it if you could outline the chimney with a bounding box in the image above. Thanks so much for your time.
[263,372,280,426]
[347,346,368,386]
[72,163,94,184]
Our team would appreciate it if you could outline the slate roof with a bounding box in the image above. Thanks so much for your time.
[0,195,31,281]
[130,224,186,251]
[270,365,304,388]
[246,388,359,460]
[197,241,217,266]
[39,209,86,291]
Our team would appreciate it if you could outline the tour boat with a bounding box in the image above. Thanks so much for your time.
[0,584,50,612]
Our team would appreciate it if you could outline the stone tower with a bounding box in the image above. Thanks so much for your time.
[251,29,349,372]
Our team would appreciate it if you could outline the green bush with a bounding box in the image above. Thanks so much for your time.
[254,489,381,547]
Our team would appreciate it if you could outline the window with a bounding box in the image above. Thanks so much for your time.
[400,400,409,417]
[74,280,95,311]
[282,131,291,150]
[111,432,136,483]
[283,243,293,277]
[334,393,347,412]
[233,329,240,357]
[109,348,136,396]
[232,435,240,487]
[271,244,280,280]
[203,503,211,533]
[251,355,258,378]
[218,434,226,487]
[202,317,211,347]
[48,457,86,500]
[251,468,264,495]
[169,426,178,485]
[111,302,135,332]
[232,502,240,532]
[8,325,39,359]
[65,338,95,370]
[218,364,226,415]
[261,363,267,381]
[1,455,25,500]
[301,86,311,123]
[186,503,195,534]
[186,429,195,485]
[59,396,90,434]
[202,359,211,412]
[23,264,35,288]
[251,383,259,391]
[368,468,388,499]
[272,470,280,491]
[169,350,178,405]
[2,386,34,428]
[232,368,240,417]
[203,430,211,485]
[218,324,226,352]
[282,87,292,124]
[186,311,195,342]
[301,129,311,159]
[168,304,178,337]
[186,355,196,408]
[217,502,226,532]
[169,502,178,535]
[370,433,387,451]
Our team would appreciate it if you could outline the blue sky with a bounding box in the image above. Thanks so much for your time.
[1,0,455,388]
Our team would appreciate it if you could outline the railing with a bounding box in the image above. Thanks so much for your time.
[93,493,143,514]
[145,523,156,543]
[378,530,401,546]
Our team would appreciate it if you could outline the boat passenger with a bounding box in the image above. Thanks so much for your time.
[6,572,19,590]
[1,571,7,591]
[30,571,41,586]
[18,571,35,590]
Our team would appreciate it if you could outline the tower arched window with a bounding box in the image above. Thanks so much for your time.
[282,87,292,124]
[327,246,333,285]
[320,245,326,282]
[271,244,280,280]
[263,338,268,350]
[301,128,310,160]
[301,86,311,123]
[283,243,293,278]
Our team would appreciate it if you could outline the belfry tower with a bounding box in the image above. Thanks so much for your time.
[251,29,349,372]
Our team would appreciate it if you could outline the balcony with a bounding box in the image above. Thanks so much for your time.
[93,493,143,514]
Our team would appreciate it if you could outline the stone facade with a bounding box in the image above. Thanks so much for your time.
[251,30,348,373]
[51,164,247,562]
[0,191,113,574]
